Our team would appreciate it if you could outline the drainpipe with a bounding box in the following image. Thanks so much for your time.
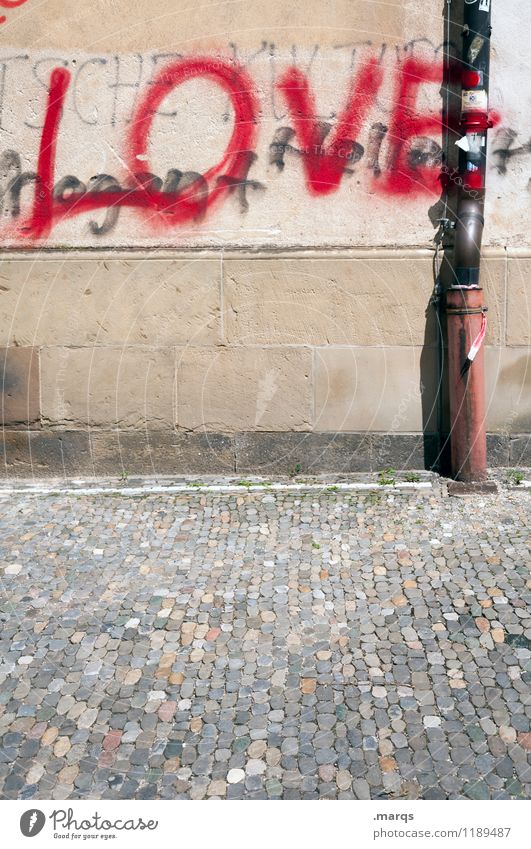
[446,0,492,481]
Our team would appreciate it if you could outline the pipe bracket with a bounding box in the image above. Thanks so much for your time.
[447,306,488,316]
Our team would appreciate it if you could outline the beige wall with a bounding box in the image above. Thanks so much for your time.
[1,250,529,436]
[0,1,529,471]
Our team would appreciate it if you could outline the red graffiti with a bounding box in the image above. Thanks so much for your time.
[126,57,259,227]
[277,58,384,195]
[3,50,503,242]
[20,57,259,239]
[379,57,443,196]
[277,56,445,198]
[29,67,70,239]
[0,0,30,25]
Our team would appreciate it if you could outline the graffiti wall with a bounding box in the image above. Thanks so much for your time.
[0,0,529,476]
[0,0,529,248]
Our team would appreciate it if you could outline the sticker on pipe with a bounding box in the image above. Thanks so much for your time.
[478,1,490,12]
[468,36,485,64]
[462,89,488,112]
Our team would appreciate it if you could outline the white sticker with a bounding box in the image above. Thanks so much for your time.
[479,0,490,12]
[462,89,488,112]
[467,133,483,154]
[455,136,470,152]
[468,35,485,64]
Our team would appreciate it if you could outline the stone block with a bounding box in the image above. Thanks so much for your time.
[485,347,531,432]
[314,346,438,432]
[0,259,220,347]
[90,430,235,475]
[486,434,510,467]
[509,435,531,466]
[234,432,372,474]
[507,259,531,346]
[224,257,505,348]
[224,258,437,347]
[40,347,175,427]
[0,430,91,478]
[176,347,312,431]
[370,434,431,471]
[0,347,39,425]
[481,258,507,347]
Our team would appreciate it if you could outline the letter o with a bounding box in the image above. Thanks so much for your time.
[127,57,259,226]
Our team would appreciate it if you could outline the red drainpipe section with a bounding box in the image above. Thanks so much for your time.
[446,0,493,482]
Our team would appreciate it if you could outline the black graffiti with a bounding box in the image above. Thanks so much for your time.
[268,123,441,180]
[216,152,265,213]
[0,149,37,219]
[269,127,296,170]
[53,174,123,236]
[0,54,28,130]
[73,57,107,125]
[365,122,388,175]
[0,42,458,135]
[491,127,531,177]
[110,53,144,127]
[406,136,443,169]
[0,147,264,235]
[269,124,364,173]
[24,56,69,130]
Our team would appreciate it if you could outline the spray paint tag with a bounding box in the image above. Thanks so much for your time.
[479,0,490,12]
[462,89,488,112]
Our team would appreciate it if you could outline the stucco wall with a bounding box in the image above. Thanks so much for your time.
[0,0,529,475]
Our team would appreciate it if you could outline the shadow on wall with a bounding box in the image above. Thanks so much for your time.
[420,250,451,475]
[420,0,462,475]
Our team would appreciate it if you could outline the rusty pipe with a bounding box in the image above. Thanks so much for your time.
[446,0,492,481]
[446,289,488,480]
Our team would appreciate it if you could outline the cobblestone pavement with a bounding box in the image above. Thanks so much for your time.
[0,478,530,801]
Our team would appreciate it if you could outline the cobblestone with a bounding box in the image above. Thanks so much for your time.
[0,480,530,800]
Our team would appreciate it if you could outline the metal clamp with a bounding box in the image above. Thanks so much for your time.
[437,218,456,231]
[447,306,488,316]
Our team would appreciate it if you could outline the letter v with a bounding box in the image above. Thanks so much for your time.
[277,58,383,195]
